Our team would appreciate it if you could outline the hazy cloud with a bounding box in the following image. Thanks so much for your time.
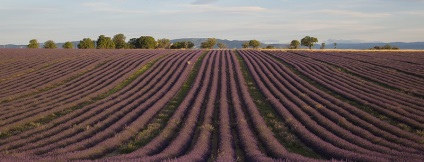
[313,9,391,18]
[82,2,146,14]
[161,4,267,15]
[191,0,219,5]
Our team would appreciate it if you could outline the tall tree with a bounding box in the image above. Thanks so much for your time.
[97,35,115,49]
[113,33,127,49]
[128,38,138,49]
[334,42,337,49]
[27,39,39,48]
[217,42,227,49]
[200,38,217,49]
[138,36,157,49]
[301,36,318,49]
[62,41,74,49]
[242,42,249,48]
[157,38,171,49]
[249,40,261,49]
[290,40,300,49]
[320,43,326,49]
[77,38,95,49]
[43,40,57,49]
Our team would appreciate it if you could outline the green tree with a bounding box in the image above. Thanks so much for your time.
[249,40,261,49]
[97,35,115,49]
[290,40,300,49]
[157,38,171,49]
[242,42,249,48]
[170,41,194,49]
[217,42,227,49]
[382,44,392,49]
[301,36,318,49]
[138,36,157,49]
[334,42,337,49]
[128,38,138,49]
[77,38,95,49]
[320,43,326,49]
[113,33,127,49]
[62,41,74,49]
[200,38,217,49]
[266,45,275,49]
[43,40,57,49]
[27,39,39,48]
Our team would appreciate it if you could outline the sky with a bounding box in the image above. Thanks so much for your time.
[1,0,424,45]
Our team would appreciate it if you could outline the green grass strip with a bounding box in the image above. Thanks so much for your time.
[266,51,422,135]
[234,51,322,159]
[0,60,111,104]
[0,55,166,139]
[119,51,208,154]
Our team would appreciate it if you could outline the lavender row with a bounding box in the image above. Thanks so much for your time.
[0,51,166,148]
[44,51,200,159]
[164,51,220,162]
[239,50,390,161]
[0,51,190,154]
[0,50,113,91]
[293,51,424,96]
[216,50,236,161]
[272,52,424,120]
[106,50,213,159]
[0,52,159,131]
[248,51,424,158]
[326,51,424,76]
[0,54,105,97]
[266,51,424,150]
[228,50,277,162]
[274,52,424,129]
[130,51,219,162]
[0,49,82,78]
[0,52,147,116]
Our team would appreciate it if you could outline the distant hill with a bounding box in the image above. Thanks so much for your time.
[2,39,424,49]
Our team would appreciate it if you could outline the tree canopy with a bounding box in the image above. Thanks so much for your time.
[170,41,194,49]
[157,38,171,49]
[249,40,261,49]
[128,38,138,49]
[97,35,115,49]
[137,36,157,49]
[43,40,57,49]
[200,38,217,49]
[242,42,249,48]
[62,41,74,49]
[320,43,326,49]
[266,45,275,49]
[27,39,39,48]
[217,42,227,49]
[113,33,127,49]
[78,38,95,49]
[290,40,300,49]
[301,36,318,49]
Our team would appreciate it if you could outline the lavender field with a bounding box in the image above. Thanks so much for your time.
[0,49,423,161]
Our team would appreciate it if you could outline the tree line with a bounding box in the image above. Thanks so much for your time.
[26,34,327,49]
[27,34,198,50]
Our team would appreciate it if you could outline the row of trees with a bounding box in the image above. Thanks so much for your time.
[28,39,74,49]
[199,38,228,49]
[371,44,400,50]
[28,35,329,50]
[27,34,197,50]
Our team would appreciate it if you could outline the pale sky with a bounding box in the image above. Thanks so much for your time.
[1,0,424,44]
